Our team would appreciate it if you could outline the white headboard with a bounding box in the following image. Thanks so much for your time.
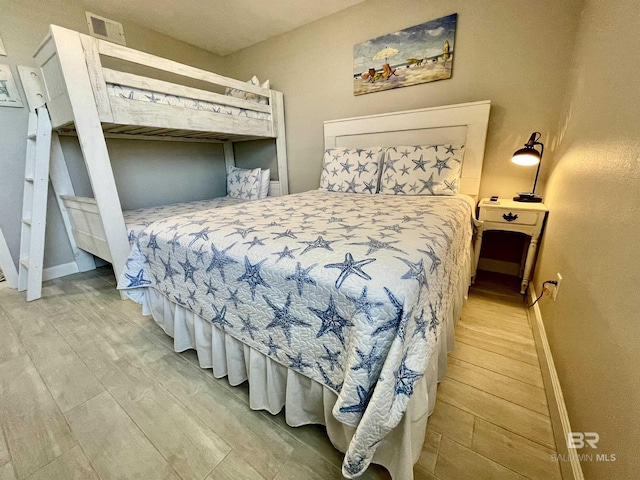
[323,101,491,200]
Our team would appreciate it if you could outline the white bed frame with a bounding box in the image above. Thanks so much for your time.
[324,100,491,201]
[32,25,288,280]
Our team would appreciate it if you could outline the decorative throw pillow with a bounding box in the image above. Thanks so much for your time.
[319,147,383,194]
[379,144,465,195]
[225,76,270,104]
[259,169,270,198]
[227,166,262,200]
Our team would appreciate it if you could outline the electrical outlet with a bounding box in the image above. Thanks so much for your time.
[553,273,562,301]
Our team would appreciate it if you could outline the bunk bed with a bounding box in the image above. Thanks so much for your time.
[33,25,288,281]
[118,102,491,479]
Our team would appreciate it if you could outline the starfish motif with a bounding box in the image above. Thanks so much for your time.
[426,145,439,152]
[243,236,265,250]
[418,245,442,273]
[299,236,336,255]
[187,288,197,304]
[239,314,259,340]
[362,180,376,194]
[210,304,232,330]
[273,229,297,240]
[178,254,199,285]
[310,295,354,346]
[264,293,311,346]
[344,175,361,193]
[206,243,238,282]
[373,288,403,336]
[272,245,298,263]
[320,344,341,372]
[412,154,429,171]
[226,226,256,239]
[396,256,428,293]
[355,161,370,177]
[351,344,382,377]
[365,150,374,159]
[399,165,410,176]
[428,302,440,339]
[124,269,152,287]
[339,385,373,414]
[444,178,458,193]
[286,352,312,371]
[381,223,405,234]
[285,262,317,296]
[391,180,407,195]
[146,232,161,258]
[226,287,243,309]
[204,278,217,298]
[413,308,427,340]
[340,159,354,173]
[400,149,411,158]
[350,237,404,256]
[384,156,400,173]
[394,354,422,397]
[445,145,457,154]
[331,167,339,177]
[188,227,211,247]
[432,156,452,175]
[160,254,179,286]
[237,256,270,300]
[346,286,384,323]
[354,148,366,156]
[316,363,343,392]
[263,335,281,358]
[419,173,441,195]
[324,253,375,289]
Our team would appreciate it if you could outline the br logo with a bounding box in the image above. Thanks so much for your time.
[567,432,599,449]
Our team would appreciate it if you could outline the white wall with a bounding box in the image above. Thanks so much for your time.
[0,0,227,270]
[535,0,640,477]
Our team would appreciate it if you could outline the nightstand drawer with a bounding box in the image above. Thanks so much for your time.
[483,210,539,225]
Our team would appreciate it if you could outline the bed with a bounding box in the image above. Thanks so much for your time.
[33,25,288,282]
[118,101,491,479]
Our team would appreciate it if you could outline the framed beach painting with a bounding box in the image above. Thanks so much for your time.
[353,13,457,96]
[0,64,23,108]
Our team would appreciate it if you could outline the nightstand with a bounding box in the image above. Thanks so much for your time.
[473,198,548,294]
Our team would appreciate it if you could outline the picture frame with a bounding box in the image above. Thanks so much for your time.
[0,64,24,108]
[353,13,457,96]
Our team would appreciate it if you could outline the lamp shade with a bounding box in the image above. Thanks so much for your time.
[511,147,541,166]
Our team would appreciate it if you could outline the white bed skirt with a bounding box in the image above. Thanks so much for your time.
[135,250,471,479]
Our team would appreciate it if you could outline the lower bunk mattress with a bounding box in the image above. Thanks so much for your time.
[117,190,475,478]
[123,196,247,243]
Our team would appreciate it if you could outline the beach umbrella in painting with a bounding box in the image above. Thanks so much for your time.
[373,47,399,64]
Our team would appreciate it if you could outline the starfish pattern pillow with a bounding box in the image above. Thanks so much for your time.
[379,144,465,196]
[319,147,383,194]
[225,76,270,104]
[227,166,262,200]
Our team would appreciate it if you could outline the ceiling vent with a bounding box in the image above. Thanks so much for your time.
[85,12,126,46]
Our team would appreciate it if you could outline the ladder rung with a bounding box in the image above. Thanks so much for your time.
[27,133,37,140]
[20,258,30,268]
[25,177,34,182]
[22,218,32,226]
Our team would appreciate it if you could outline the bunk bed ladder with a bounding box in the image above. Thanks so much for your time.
[18,106,52,301]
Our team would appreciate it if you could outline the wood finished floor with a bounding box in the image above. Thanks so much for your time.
[0,269,562,480]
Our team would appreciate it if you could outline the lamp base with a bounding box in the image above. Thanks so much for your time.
[513,192,543,203]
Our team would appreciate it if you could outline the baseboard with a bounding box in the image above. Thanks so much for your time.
[528,285,585,480]
[43,261,79,281]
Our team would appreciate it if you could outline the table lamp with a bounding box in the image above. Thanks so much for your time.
[512,132,544,202]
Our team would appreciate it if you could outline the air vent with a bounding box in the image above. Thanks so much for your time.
[85,12,126,46]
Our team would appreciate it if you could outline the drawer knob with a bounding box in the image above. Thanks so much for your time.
[503,212,518,222]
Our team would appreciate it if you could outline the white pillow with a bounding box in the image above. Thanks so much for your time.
[259,169,270,198]
[225,76,270,104]
[379,144,465,195]
[319,147,383,194]
[227,166,262,200]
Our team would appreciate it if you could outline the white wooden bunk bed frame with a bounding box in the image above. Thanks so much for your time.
[33,25,288,281]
